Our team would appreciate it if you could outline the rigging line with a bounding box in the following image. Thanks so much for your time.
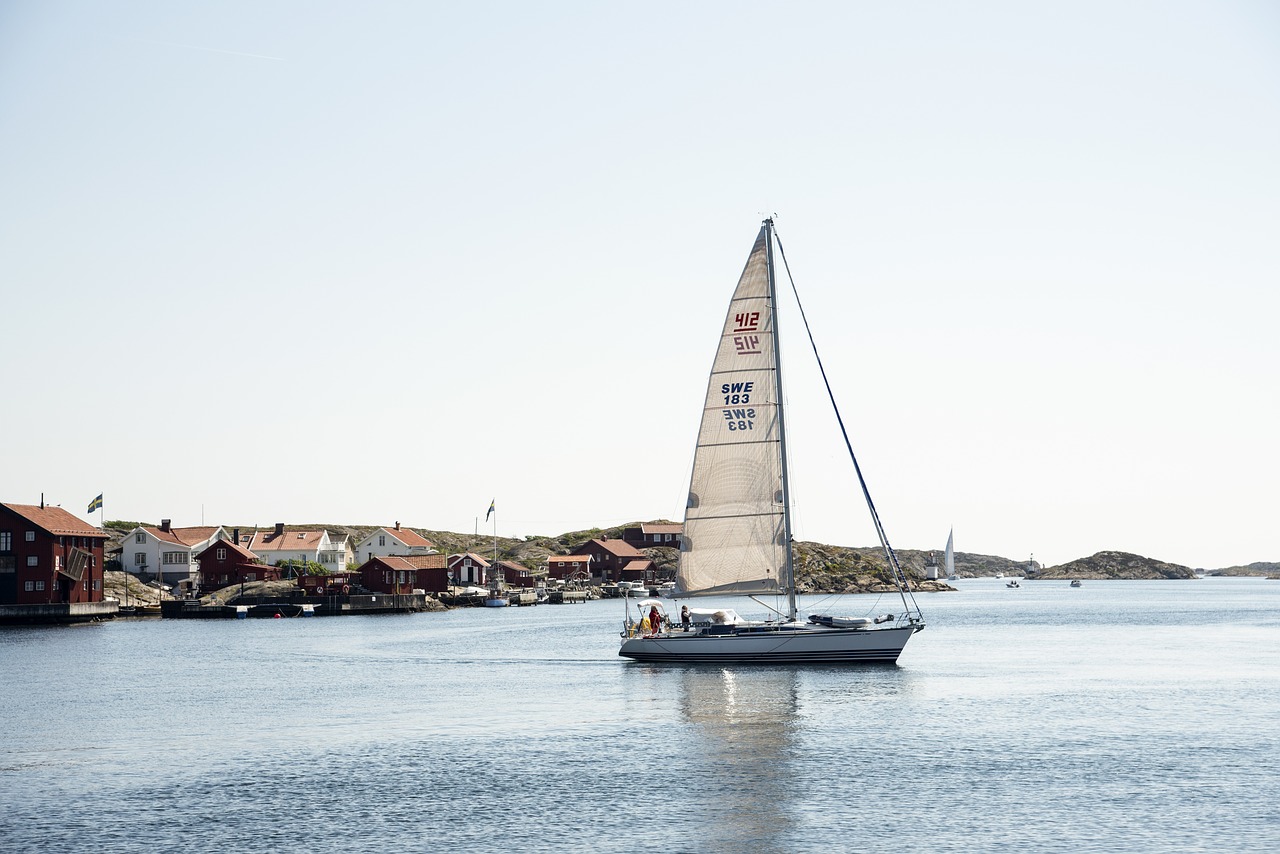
[771,226,924,621]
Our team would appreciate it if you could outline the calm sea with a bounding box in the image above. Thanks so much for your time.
[2,578,1277,853]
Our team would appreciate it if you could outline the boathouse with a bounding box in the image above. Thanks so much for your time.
[545,554,592,582]
[361,554,448,594]
[0,502,111,621]
[448,552,490,585]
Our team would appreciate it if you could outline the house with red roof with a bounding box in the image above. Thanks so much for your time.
[1,502,109,613]
[355,523,437,564]
[491,559,537,588]
[360,554,449,594]
[245,523,347,571]
[119,520,224,587]
[545,554,592,582]
[622,522,682,549]
[448,552,491,586]
[570,537,646,583]
[195,538,278,590]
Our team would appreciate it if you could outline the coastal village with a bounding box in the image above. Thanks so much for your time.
[2,497,1269,626]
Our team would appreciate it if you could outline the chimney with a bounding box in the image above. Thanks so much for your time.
[395,521,400,531]
[233,528,240,544]
[161,519,171,533]
[274,522,285,537]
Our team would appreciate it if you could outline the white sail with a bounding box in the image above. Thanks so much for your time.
[944,528,955,578]
[676,227,787,596]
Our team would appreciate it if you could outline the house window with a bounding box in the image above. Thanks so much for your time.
[134,553,146,566]
[135,533,145,543]
[246,572,256,582]
[35,580,45,591]
[379,535,386,547]
[27,555,38,567]
[24,581,34,591]
[0,532,10,551]
[163,552,186,565]
[216,548,226,560]
[26,531,35,542]
[94,580,101,591]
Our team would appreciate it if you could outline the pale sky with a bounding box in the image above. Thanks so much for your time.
[2,1,1276,569]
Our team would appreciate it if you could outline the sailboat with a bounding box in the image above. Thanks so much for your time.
[617,219,925,664]
[945,528,957,581]
[483,501,508,607]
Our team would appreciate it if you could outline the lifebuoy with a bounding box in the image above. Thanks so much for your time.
[315,586,325,596]
[341,585,351,595]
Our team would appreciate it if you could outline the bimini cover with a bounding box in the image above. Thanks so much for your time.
[687,608,745,626]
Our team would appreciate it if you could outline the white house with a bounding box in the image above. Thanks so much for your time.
[247,523,348,570]
[356,523,437,564]
[120,520,224,587]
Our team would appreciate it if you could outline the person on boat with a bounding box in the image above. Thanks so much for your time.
[648,605,662,635]
[680,605,691,629]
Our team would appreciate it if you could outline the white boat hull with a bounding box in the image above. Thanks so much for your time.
[618,624,920,664]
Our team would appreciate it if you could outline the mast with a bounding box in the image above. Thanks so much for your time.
[765,218,798,623]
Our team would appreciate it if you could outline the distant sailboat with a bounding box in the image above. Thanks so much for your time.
[616,218,925,664]
[483,500,507,608]
[945,528,957,581]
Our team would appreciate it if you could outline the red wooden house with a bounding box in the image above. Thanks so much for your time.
[1,502,108,606]
[622,522,682,548]
[570,537,645,583]
[545,554,592,582]
[618,558,658,585]
[491,559,536,588]
[448,552,491,586]
[195,539,277,590]
[360,554,449,594]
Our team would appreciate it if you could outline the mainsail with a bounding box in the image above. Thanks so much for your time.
[676,226,788,596]
[945,528,955,578]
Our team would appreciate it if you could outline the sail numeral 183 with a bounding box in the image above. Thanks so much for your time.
[720,381,753,406]
[723,408,755,431]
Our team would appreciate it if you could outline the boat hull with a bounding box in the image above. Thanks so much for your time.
[618,624,920,664]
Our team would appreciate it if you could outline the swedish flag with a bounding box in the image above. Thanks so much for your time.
[485,499,495,521]
[88,494,103,513]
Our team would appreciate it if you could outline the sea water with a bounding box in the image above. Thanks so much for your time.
[1,578,1278,853]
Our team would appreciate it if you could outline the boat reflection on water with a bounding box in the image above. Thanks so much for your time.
[671,666,801,848]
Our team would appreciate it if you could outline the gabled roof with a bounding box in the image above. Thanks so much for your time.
[196,539,258,562]
[366,556,419,571]
[396,554,447,570]
[575,538,645,558]
[622,558,656,572]
[251,530,326,552]
[641,523,683,535]
[493,560,529,574]
[547,554,591,563]
[447,552,491,568]
[384,527,434,548]
[142,525,221,547]
[1,503,108,539]
[363,554,447,571]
